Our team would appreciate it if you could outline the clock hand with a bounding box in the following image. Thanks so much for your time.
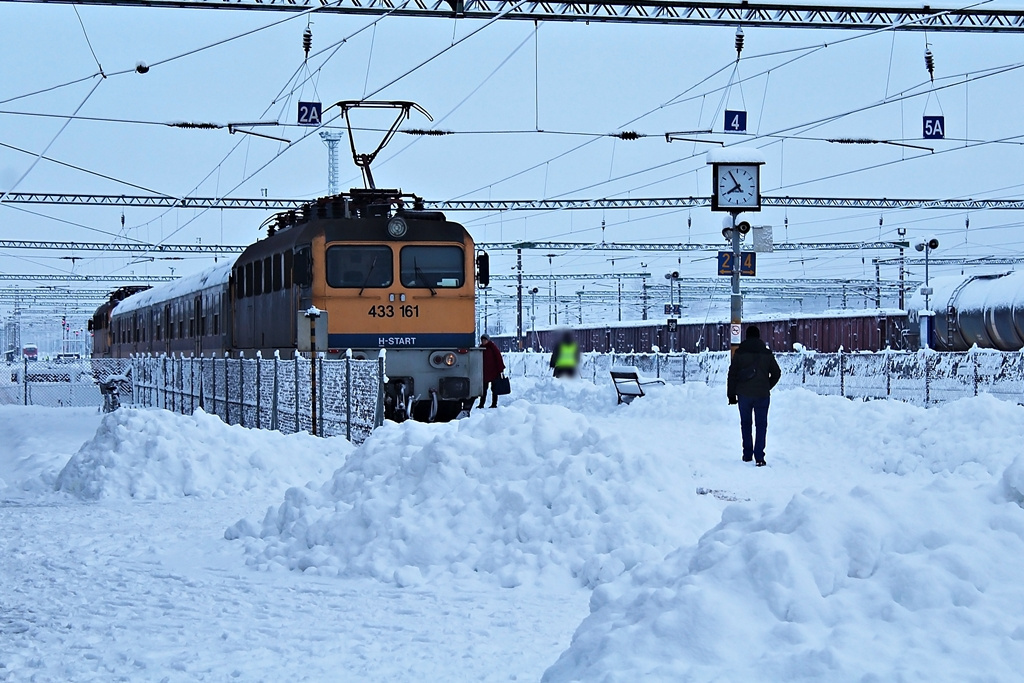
[726,171,743,193]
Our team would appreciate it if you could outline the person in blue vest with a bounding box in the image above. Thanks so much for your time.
[727,325,782,467]
[549,331,580,378]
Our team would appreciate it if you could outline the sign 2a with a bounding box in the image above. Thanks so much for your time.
[298,101,322,126]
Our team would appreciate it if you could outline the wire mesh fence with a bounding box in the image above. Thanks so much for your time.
[131,355,384,444]
[1,358,133,408]
[504,348,1024,406]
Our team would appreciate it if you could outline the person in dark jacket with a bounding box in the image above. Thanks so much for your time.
[549,331,580,378]
[479,334,505,408]
[727,325,782,466]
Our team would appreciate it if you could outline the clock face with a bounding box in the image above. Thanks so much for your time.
[714,164,760,209]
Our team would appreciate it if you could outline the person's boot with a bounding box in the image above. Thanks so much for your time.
[490,401,498,408]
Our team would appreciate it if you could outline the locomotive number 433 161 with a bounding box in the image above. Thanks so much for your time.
[368,305,419,318]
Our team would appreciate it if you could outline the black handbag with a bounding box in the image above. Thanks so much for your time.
[492,375,512,395]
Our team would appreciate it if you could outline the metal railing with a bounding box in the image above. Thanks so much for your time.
[131,355,384,444]
[504,349,1024,406]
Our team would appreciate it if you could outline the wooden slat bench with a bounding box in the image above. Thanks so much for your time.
[610,366,667,404]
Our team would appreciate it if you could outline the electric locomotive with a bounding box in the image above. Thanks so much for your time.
[92,189,487,422]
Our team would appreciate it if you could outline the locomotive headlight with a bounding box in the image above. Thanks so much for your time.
[387,216,408,238]
[430,352,457,369]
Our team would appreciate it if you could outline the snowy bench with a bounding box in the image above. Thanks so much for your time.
[610,366,666,404]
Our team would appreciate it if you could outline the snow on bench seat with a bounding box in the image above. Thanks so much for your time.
[609,366,666,404]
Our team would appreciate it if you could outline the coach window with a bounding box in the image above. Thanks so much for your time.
[326,245,393,288]
[400,246,464,289]
[283,250,293,288]
[272,253,283,291]
[253,260,263,296]
[234,269,245,299]
[245,262,254,297]
[263,256,273,293]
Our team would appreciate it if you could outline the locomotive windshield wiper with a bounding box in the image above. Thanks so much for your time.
[414,259,436,296]
[358,255,379,296]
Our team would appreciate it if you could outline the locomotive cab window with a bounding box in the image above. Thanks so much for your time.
[326,245,393,288]
[400,246,464,288]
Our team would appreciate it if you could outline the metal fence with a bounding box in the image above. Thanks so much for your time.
[1,358,133,408]
[131,355,384,444]
[504,349,1024,405]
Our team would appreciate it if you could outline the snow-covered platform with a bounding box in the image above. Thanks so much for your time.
[2,376,1024,680]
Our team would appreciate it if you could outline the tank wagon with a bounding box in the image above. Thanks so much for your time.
[922,271,1024,351]
[91,189,485,422]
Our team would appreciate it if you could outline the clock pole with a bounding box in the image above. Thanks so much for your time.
[730,209,742,355]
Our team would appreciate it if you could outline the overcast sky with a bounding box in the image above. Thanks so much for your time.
[3,0,1024,318]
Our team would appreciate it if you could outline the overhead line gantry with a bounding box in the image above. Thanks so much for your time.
[0,239,907,253]
[4,193,1024,211]
[12,0,1024,32]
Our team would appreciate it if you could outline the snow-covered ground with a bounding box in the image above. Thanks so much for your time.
[2,377,1024,681]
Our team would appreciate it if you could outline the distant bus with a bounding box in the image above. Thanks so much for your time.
[22,344,38,361]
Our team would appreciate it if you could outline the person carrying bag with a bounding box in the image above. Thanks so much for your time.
[479,335,507,408]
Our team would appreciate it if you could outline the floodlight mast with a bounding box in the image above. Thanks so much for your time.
[331,100,432,190]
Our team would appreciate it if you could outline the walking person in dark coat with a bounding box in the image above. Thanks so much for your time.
[479,334,505,408]
[727,325,782,466]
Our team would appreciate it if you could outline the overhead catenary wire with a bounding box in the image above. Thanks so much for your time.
[448,0,988,204]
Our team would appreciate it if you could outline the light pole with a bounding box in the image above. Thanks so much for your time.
[916,237,939,348]
[640,262,648,320]
[529,287,539,349]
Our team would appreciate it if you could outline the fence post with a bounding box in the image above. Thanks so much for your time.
[681,353,687,383]
[198,356,205,411]
[293,355,299,431]
[925,351,932,405]
[315,356,323,436]
[238,353,245,428]
[271,353,279,432]
[22,355,27,406]
[346,357,352,442]
[256,353,262,430]
[655,352,661,379]
[972,349,979,397]
[224,352,230,424]
[885,348,891,397]
[839,348,845,398]
[374,356,385,428]
[161,356,167,410]
[211,354,217,418]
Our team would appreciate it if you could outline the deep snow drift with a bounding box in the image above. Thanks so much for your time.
[4,375,1024,681]
[56,407,351,500]
[232,378,1024,680]
[235,400,712,588]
